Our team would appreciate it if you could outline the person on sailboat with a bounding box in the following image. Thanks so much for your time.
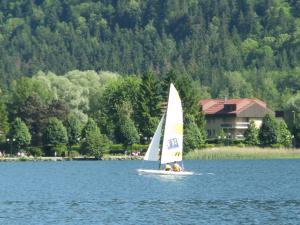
[173,162,182,172]
[165,163,172,171]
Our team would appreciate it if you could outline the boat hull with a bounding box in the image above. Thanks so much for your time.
[137,169,194,176]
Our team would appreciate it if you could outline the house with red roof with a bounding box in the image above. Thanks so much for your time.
[200,98,274,139]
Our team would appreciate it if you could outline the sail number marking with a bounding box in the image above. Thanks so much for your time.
[167,138,179,149]
[174,152,181,157]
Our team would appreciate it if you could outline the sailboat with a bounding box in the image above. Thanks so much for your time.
[137,83,194,175]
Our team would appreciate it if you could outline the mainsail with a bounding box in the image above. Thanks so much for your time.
[144,114,165,161]
[137,83,193,175]
[160,83,183,164]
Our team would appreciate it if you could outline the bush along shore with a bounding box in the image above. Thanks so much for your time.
[184,147,300,160]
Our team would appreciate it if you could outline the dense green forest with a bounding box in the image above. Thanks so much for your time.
[0,0,300,109]
[0,0,300,156]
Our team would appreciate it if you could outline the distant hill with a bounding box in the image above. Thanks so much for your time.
[1,0,300,108]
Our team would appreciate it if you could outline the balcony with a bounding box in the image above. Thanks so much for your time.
[221,122,249,129]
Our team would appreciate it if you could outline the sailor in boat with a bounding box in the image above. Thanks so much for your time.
[173,161,182,172]
[165,163,172,171]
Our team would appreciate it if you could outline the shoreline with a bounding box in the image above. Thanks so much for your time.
[0,155,143,162]
[2,148,300,161]
[184,147,300,160]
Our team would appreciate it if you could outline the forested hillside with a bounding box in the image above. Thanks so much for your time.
[1,0,300,110]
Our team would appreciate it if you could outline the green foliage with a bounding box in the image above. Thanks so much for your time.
[285,93,300,146]
[293,113,300,147]
[109,145,125,155]
[0,91,9,142]
[116,102,140,148]
[81,118,111,158]
[10,79,69,145]
[43,117,68,147]
[277,120,292,147]
[1,0,300,152]
[161,70,180,99]
[68,150,80,158]
[284,94,300,129]
[259,114,278,147]
[65,114,82,148]
[81,118,98,140]
[27,147,44,157]
[244,120,259,146]
[135,70,161,139]
[195,112,207,143]
[16,95,48,146]
[177,76,203,115]
[9,117,31,152]
[34,70,116,122]
[219,72,253,98]
[184,114,206,151]
[217,129,227,145]
[52,145,68,157]
[8,77,54,117]
[0,1,299,104]
[95,77,140,141]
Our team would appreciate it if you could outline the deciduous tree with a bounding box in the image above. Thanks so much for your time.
[9,117,31,152]
[43,117,68,155]
[81,118,110,158]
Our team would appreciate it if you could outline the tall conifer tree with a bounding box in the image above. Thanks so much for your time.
[135,70,161,139]
[259,114,278,146]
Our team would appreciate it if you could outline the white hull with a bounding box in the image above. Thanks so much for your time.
[137,169,194,176]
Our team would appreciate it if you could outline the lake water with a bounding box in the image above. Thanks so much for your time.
[1,160,300,225]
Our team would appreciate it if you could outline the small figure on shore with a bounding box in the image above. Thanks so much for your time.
[173,161,182,172]
[165,163,171,171]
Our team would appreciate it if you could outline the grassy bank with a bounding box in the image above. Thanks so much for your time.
[184,147,300,160]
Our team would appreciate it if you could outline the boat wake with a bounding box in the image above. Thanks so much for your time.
[192,172,215,176]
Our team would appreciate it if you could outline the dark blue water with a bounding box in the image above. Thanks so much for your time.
[1,160,300,225]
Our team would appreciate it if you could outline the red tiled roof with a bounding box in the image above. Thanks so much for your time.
[199,98,267,115]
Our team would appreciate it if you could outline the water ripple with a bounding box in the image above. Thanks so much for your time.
[1,199,300,224]
[1,160,300,224]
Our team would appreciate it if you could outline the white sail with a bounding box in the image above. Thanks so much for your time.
[144,114,165,161]
[160,83,183,164]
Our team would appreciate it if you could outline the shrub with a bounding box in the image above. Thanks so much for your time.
[19,157,28,161]
[110,144,123,150]
[271,143,283,148]
[53,145,68,157]
[108,144,124,155]
[68,150,80,158]
[27,147,44,157]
